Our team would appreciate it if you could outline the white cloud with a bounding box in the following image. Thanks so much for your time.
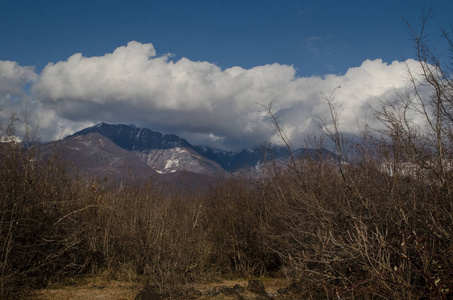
[2,41,425,150]
[0,60,90,141]
[0,60,36,96]
[0,60,37,137]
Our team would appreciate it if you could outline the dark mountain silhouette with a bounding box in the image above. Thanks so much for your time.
[68,122,194,151]
[42,122,335,183]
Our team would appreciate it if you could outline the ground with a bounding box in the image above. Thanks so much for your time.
[26,277,292,300]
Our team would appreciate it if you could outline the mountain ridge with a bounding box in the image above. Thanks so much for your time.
[63,122,336,178]
[67,122,195,151]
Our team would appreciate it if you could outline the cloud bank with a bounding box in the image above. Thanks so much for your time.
[2,41,423,150]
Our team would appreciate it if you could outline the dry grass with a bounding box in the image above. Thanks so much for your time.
[27,278,140,300]
[27,277,291,300]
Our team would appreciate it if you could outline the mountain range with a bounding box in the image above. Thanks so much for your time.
[40,122,333,189]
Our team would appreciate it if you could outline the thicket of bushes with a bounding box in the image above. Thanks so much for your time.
[1,15,453,299]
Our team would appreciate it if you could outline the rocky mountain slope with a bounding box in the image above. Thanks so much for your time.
[67,123,225,175]
[42,122,334,183]
[40,132,155,181]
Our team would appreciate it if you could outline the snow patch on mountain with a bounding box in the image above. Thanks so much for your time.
[165,159,180,170]
[134,147,224,175]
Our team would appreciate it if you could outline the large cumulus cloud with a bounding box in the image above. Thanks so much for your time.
[0,60,36,134]
[0,60,92,141]
[5,41,424,149]
[0,60,36,96]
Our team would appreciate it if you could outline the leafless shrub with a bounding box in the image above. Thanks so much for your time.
[0,114,108,297]
[256,11,453,299]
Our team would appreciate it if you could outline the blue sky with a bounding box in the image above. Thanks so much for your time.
[2,0,451,76]
[0,0,452,149]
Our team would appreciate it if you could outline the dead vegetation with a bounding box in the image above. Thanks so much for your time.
[1,13,453,300]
